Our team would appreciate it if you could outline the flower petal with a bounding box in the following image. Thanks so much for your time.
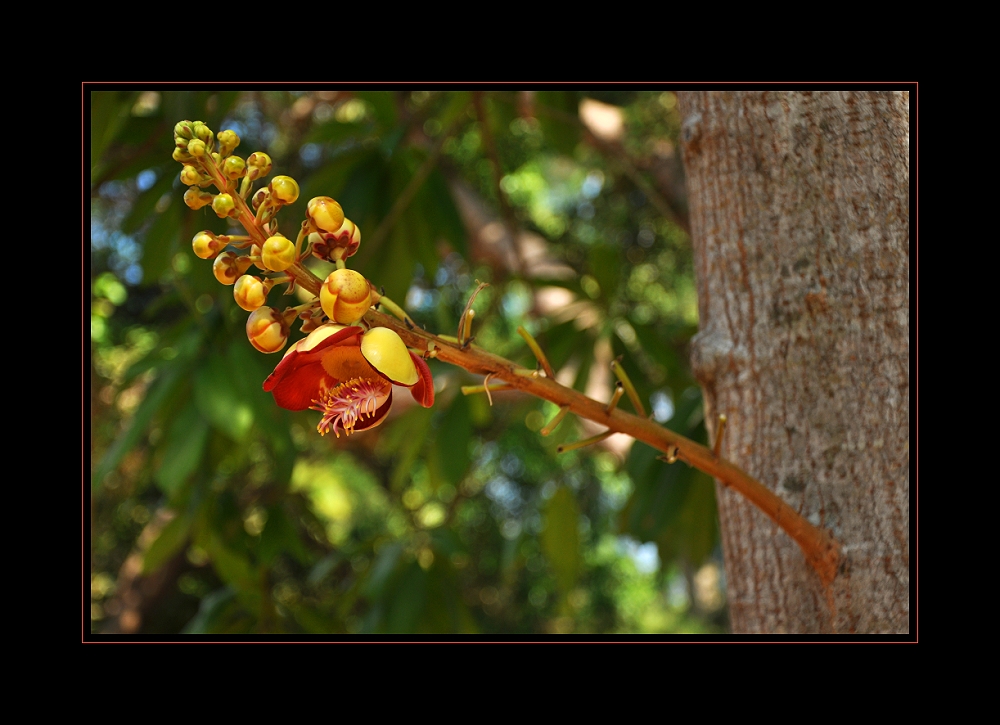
[360,327,418,386]
[263,325,364,411]
[408,352,435,408]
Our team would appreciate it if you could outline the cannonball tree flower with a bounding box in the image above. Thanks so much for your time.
[263,324,434,437]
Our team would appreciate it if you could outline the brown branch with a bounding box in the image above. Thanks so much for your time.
[363,307,841,585]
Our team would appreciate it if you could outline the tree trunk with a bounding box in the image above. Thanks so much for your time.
[678,91,909,634]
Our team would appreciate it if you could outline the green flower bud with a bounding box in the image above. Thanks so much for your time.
[174,121,195,140]
[269,175,299,205]
[192,121,214,146]
[223,155,246,180]
[217,129,240,157]
[212,193,236,218]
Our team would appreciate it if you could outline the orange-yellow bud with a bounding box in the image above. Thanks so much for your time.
[212,193,236,218]
[306,196,345,235]
[234,274,270,311]
[184,187,214,210]
[269,175,300,205]
[180,165,203,185]
[246,306,289,353]
[320,268,372,324]
[213,251,252,285]
[192,231,222,259]
[261,235,297,272]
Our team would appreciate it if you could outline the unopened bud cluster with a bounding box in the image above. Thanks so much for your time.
[172,120,375,354]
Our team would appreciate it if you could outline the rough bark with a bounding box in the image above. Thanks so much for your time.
[679,91,909,634]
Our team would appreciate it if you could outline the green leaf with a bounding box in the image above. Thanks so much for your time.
[354,91,398,129]
[364,541,404,600]
[92,360,187,489]
[204,532,260,607]
[435,393,472,487]
[154,402,210,495]
[258,505,312,566]
[181,587,238,634]
[535,91,582,156]
[194,351,254,441]
[384,561,428,633]
[140,196,183,284]
[121,171,175,234]
[541,486,581,592]
[91,91,135,181]
[142,513,191,575]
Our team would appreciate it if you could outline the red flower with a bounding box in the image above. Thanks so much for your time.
[263,324,434,437]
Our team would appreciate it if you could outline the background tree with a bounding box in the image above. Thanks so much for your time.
[679,91,909,633]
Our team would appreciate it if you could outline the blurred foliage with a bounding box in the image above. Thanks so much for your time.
[89,89,727,635]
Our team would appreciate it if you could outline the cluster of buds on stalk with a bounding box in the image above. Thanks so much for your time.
[172,120,434,436]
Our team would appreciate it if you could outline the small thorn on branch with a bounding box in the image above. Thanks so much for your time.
[557,429,613,454]
[713,414,728,457]
[610,358,646,417]
[461,381,511,403]
[540,405,570,437]
[605,382,624,414]
[517,326,555,379]
[458,281,489,346]
[657,445,682,464]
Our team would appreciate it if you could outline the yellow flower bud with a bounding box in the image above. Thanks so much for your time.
[180,165,203,186]
[212,193,236,218]
[234,274,269,311]
[320,268,372,324]
[246,306,289,353]
[223,156,246,180]
[306,196,345,235]
[217,129,240,157]
[172,147,193,163]
[212,251,252,285]
[188,139,207,158]
[246,152,272,180]
[252,188,270,211]
[269,175,300,205]
[192,231,222,259]
[261,234,297,272]
[184,187,214,210]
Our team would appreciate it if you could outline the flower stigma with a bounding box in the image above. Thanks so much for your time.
[310,376,392,437]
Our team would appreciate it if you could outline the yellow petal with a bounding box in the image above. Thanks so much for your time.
[360,328,417,386]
